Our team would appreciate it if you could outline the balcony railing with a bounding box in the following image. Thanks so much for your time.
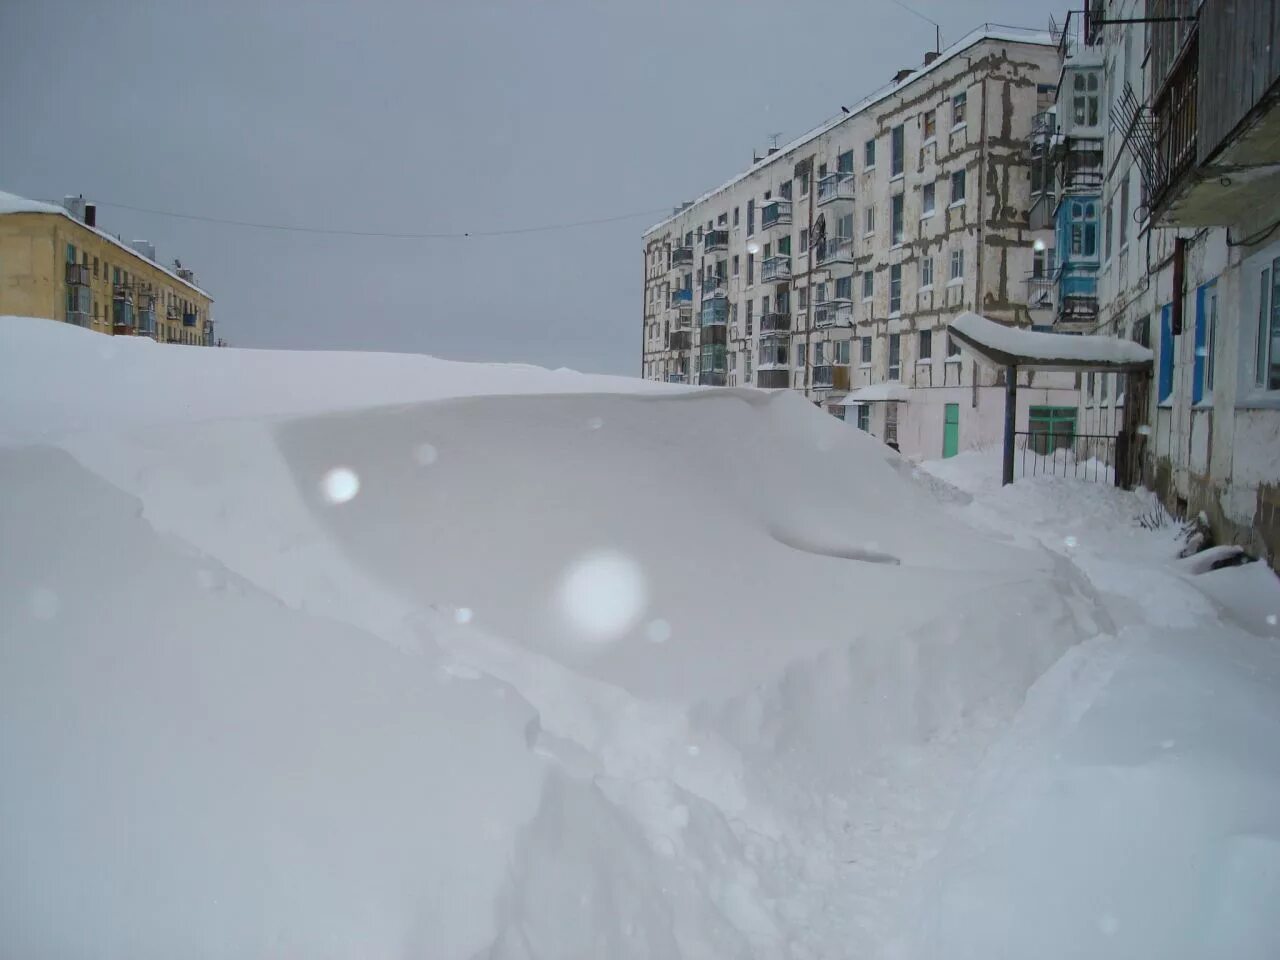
[670,306,693,329]
[761,199,792,229]
[666,373,688,384]
[183,311,198,327]
[1054,263,1098,325]
[66,309,90,328]
[702,274,727,296]
[1053,7,1104,62]
[1025,275,1055,310]
[668,330,693,351]
[670,287,693,306]
[756,369,790,389]
[814,299,854,328]
[112,300,134,331]
[671,245,695,267]
[136,306,157,336]
[817,236,854,265]
[761,256,792,283]
[1150,29,1199,215]
[812,364,852,391]
[817,173,855,205]
[700,298,729,326]
[698,371,727,386]
[703,229,729,253]
[113,284,133,303]
[759,311,791,333]
[65,262,90,286]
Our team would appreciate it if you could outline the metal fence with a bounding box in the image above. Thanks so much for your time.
[1014,431,1116,484]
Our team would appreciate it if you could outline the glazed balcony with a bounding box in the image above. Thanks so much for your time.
[759,311,791,334]
[702,273,727,296]
[700,296,729,327]
[703,229,729,253]
[64,262,90,286]
[812,364,852,391]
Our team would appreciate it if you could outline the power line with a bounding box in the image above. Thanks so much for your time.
[64,198,672,240]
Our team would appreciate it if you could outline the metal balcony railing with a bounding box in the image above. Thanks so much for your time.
[702,274,727,295]
[698,371,727,386]
[756,369,791,389]
[817,173,855,205]
[759,311,791,333]
[1150,29,1199,214]
[703,229,729,253]
[761,199,792,229]
[65,262,90,286]
[812,364,851,390]
[814,299,854,328]
[671,245,695,267]
[817,236,854,265]
[761,256,792,283]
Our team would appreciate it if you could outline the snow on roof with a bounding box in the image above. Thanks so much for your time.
[948,312,1154,371]
[840,383,912,404]
[643,25,1054,237]
[0,190,211,300]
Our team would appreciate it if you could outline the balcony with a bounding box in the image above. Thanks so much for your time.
[757,336,790,371]
[64,262,90,286]
[814,299,853,328]
[1148,0,1280,226]
[817,173,855,205]
[761,199,792,229]
[112,299,134,333]
[1055,145,1104,195]
[670,287,693,307]
[666,373,688,384]
[703,229,729,253]
[702,273,727,296]
[183,311,198,327]
[700,297,729,326]
[66,309,90,328]
[756,369,791,389]
[812,364,852,391]
[698,371,727,386]
[670,305,693,330]
[667,329,692,351]
[1054,262,1098,326]
[817,236,854,265]
[1028,110,1056,156]
[759,311,791,333]
[1025,275,1055,311]
[671,245,695,267]
[761,256,792,283]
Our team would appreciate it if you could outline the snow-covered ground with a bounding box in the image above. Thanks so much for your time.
[1,316,1278,958]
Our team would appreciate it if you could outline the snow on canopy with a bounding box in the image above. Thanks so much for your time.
[1,315,1277,959]
[840,382,911,404]
[949,311,1154,371]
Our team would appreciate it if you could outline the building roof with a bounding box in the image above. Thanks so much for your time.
[643,25,1054,238]
[947,312,1153,371]
[0,190,212,300]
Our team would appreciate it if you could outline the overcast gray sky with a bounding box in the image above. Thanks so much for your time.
[1,0,1063,374]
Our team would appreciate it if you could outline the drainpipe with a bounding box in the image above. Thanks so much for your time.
[1003,363,1018,485]
[804,154,816,399]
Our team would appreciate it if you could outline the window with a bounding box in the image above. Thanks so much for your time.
[799,169,811,195]
[1072,70,1100,127]
[950,249,964,282]
[746,300,754,335]
[920,256,933,288]
[747,254,755,285]
[778,236,791,257]
[762,294,770,318]
[837,212,854,240]
[952,91,967,127]
[1119,174,1130,248]
[947,332,961,358]
[837,149,854,173]
[885,402,899,445]
[835,340,851,364]
[923,109,936,141]
[891,194,904,245]
[865,138,876,168]
[781,180,793,201]
[1159,303,1174,402]
[919,329,932,360]
[733,206,740,226]
[747,199,755,236]
[889,264,902,314]
[800,228,809,252]
[857,404,870,431]
[888,333,901,379]
[66,243,76,263]
[861,336,872,365]
[890,125,905,177]
[818,162,828,179]
[835,276,852,300]
[1069,201,1098,257]
[733,255,740,276]
[950,170,966,205]
[864,205,875,236]
[718,212,727,225]
[1195,281,1218,402]
[92,256,99,277]
[862,271,874,301]
[922,182,935,216]
[795,343,805,366]
[813,341,824,364]
[1257,261,1280,389]
[1104,201,1113,260]
[814,282,827,304]
[763,242,771,260]
[745,352,752,379]
[798,287,809,309]
[1033,247,1050,277]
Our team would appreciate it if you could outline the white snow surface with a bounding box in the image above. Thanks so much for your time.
[950,310,1155,367]
[2,316,1278,958]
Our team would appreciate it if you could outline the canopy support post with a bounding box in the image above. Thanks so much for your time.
[1002,364,1017,486]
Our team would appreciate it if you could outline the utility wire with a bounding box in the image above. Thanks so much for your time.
[63,199,672,239]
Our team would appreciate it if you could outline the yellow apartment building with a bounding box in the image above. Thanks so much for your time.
[0,190,215,345]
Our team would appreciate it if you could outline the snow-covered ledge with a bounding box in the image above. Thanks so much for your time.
[947,311,1153,372]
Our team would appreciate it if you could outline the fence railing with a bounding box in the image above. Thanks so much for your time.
[1014,431,1116,483]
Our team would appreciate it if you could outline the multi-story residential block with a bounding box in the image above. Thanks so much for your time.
[641,28,1080,458]
[1070,0,1280,564]
[0,190,215,346]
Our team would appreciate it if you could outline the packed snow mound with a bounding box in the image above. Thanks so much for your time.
[2,315,1278,958]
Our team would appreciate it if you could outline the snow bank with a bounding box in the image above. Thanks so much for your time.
[2,315,1278,958]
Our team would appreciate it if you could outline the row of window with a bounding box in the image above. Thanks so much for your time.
[65,242,203,320]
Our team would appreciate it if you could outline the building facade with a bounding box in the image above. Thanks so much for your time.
[1055,0,1280,564]
[0,191,215,346]
[641,28,1079,459]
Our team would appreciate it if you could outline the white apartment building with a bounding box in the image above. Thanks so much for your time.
[641,27,1079,459]
[1069,0,1280,565]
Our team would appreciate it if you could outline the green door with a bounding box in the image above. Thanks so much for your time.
[943,403,960,458]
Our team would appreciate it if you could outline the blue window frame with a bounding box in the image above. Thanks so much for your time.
[1158,303,1174,403]
[1194,280,1218,404]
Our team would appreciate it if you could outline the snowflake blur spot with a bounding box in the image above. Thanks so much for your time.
[413,442,439,466]
[587,416,604,430]
[686,744,700,756]
[645,618,672,644]
[320,467,360,504]
[29,587,59,621]
[1267,614,1278,627]
[454,606,473,625]
[747,241,761,255]
[1063,535,1078,549]
[557,549,646,641]
[1098,914,1120,936]
[1137,424,1152,436]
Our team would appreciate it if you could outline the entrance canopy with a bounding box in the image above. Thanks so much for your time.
[947,312,1153,373]
[839,383,911,405]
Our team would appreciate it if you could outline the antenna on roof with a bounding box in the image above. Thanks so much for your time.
[768,132,783,150]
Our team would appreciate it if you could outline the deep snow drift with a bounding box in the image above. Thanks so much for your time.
[2,316,1278,959]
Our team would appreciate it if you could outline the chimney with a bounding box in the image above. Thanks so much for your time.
[130,240,156,262]
[893,68,914,84]
[924,51,940,66]
[62,195,86,222]
[85,203,97,227]
[767,146,779,156]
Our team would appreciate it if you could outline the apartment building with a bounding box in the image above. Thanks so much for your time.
[0,190,215,346]
[1050,0,1280,564]
[641,27,1078,459]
